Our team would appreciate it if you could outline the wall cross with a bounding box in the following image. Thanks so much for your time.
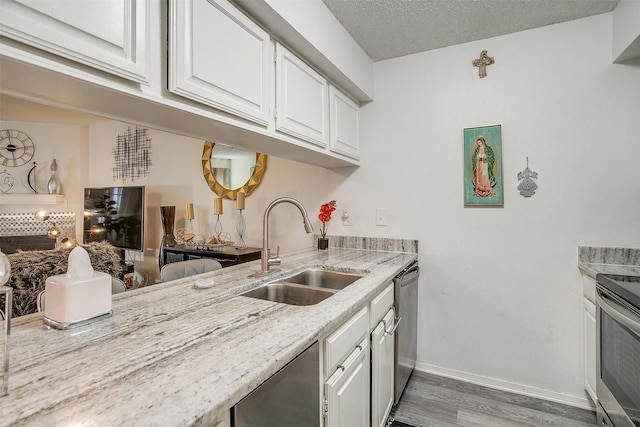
[472,50,495,78]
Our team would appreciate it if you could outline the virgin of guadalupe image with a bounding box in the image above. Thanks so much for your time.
[470,135,496,197]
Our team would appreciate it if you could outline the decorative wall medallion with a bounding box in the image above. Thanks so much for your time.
[112,127,152,183]
[517,157,539,197]
[0,169,14,193]
[0,129,35,167]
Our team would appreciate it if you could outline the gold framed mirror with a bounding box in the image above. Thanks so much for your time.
[201,141,267,200]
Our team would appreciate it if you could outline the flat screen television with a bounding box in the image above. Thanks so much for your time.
[83,186,145,252]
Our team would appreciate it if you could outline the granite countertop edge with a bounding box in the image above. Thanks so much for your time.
[2,247,417,427]
[578,245,640,279]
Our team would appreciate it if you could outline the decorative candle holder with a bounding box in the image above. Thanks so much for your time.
[236,210,247,249]
[186,203,195,234]
[214,214,223,239]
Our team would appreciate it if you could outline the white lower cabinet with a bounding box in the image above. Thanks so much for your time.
[324,337,370,427]
[582,274,597,404]
[371,308,396,427]
[323,306,370,427]
[322,282,396,427]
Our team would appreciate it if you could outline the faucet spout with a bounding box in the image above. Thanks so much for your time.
[255,197,314,276]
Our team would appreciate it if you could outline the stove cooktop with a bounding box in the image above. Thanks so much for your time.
[596,273,640,311]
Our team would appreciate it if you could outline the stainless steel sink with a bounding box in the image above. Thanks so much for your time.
[280,268,364,290]
[240,268,365,305]
[241,283,334,306]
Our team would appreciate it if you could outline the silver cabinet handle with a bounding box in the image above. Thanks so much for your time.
[385,317,401,336]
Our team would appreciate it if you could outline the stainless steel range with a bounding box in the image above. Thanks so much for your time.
[595,273,640,427]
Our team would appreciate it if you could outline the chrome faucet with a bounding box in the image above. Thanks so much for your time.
[254,197,314,276]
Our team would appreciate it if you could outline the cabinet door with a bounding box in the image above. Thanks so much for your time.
[169,0,272,126]
[324,337,370,427]
[583,297,597,404]
[371,309,395,427]
[0,0,148,83]
[329,86,360,160]
[275,43,329,147]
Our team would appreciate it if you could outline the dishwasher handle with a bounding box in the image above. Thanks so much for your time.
[397,265,419,286]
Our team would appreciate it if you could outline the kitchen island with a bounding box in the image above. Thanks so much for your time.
[1,247,416,426]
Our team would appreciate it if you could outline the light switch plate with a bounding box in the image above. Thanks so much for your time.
[376,208,388,226]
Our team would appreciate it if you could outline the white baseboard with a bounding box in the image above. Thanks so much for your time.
[414,362,596,411]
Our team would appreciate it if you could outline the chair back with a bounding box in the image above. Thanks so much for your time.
[111,277,126,294]
[160,259,223,282]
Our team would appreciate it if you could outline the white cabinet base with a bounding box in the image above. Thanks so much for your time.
[371,309,395,427]
[324,337,370,427]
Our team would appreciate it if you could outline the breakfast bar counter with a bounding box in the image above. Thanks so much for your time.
[1,247,416,427]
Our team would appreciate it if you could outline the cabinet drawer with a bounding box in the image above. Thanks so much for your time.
[324,306,368,374]
[370,282,394,328]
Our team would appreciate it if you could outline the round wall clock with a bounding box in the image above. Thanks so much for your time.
[0,129,35,167]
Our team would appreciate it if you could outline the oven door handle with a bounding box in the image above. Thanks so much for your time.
[597,290,640,338]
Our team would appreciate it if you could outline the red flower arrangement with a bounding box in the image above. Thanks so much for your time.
[318,200,337,239]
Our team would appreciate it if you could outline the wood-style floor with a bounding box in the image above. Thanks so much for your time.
[390,371,597,427]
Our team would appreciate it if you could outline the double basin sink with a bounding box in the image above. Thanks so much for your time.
[241,268,365,306]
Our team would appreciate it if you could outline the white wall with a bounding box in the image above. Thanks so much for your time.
[0,121,88,237]
[351,13,640,407]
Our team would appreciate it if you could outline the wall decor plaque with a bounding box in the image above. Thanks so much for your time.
[463,125,503,207]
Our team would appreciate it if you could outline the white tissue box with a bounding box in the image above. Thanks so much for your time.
[44,271,112,329]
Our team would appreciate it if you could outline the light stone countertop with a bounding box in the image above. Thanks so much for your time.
[1,247,417,427]
[578,245,640,279]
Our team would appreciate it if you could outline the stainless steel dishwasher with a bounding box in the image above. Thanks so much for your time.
[394,260,420,404]
[232,341,319,427]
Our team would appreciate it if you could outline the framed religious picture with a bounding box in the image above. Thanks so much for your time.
[463,124,503,206]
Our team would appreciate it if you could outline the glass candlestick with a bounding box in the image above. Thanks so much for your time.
[214,214,223,239]
[236,209,247,249]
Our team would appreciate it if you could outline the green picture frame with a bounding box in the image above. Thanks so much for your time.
[463,124,503,206]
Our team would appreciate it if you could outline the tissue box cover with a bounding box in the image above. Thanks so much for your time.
[44,271,111,325]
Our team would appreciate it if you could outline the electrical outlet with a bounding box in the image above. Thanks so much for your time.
[342,209,353,226]
[376,208,388,226]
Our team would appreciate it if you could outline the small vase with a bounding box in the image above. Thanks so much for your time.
[318,238,329,250]
[47,159,62,195]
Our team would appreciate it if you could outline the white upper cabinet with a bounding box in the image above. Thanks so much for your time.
[329,85,360,160]
[0,0,148,83]
[169,0,273,126]
[275,43,329,147]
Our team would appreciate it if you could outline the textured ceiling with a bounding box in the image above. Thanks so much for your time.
[322,0,620,61]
